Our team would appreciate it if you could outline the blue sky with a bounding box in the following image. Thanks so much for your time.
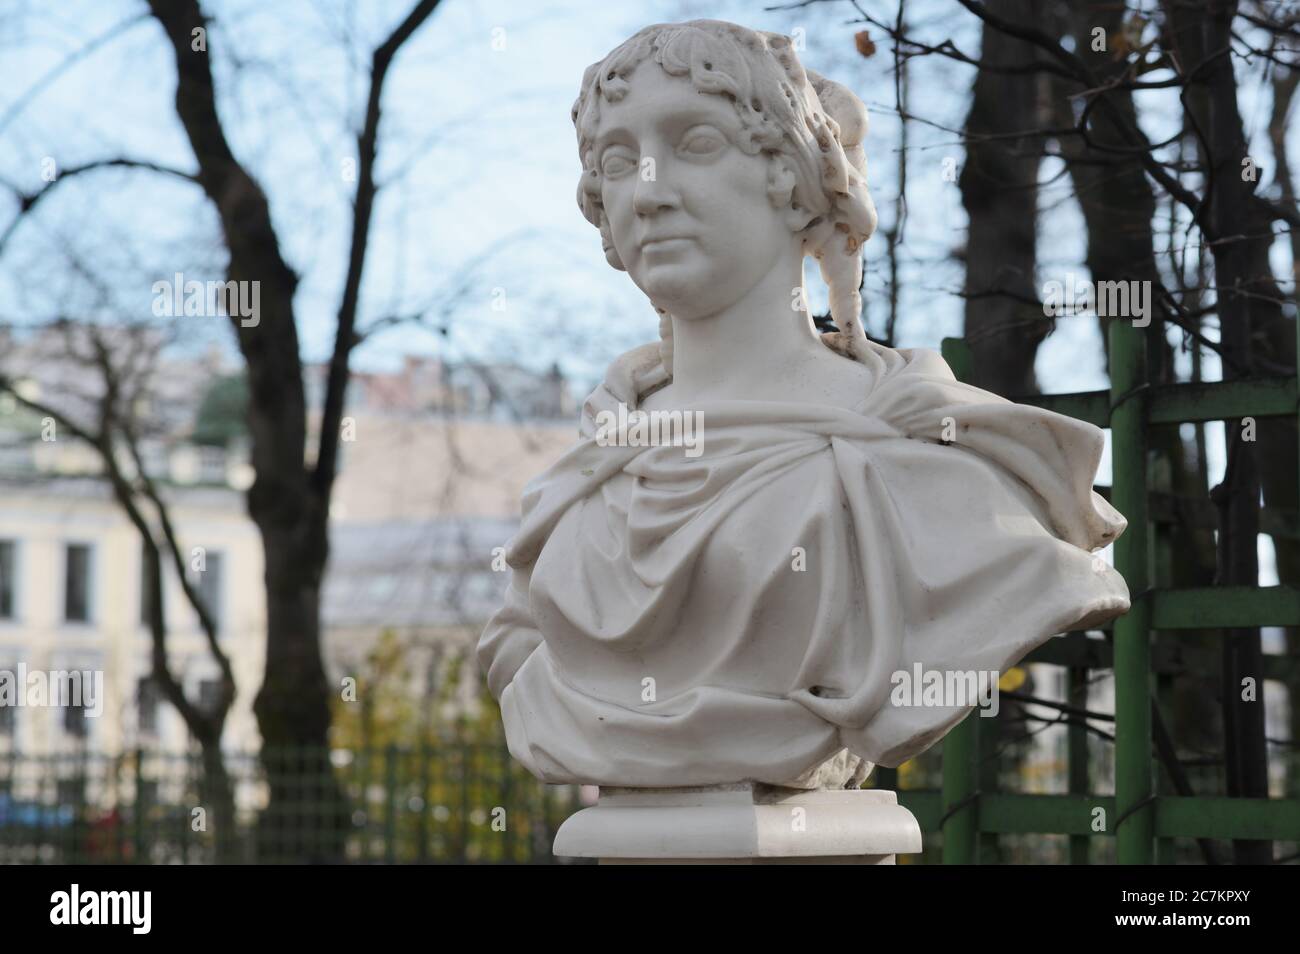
[9,0,1300,599]
[6,0,1298,497]
[0,1,1072,382]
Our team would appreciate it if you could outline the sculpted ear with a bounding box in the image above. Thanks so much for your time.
[767,156,817,232]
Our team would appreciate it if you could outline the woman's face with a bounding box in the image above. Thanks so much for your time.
[592,61,800,319]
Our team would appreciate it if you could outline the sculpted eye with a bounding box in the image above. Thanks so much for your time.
[600,149,636,177]
[678,127,727,157]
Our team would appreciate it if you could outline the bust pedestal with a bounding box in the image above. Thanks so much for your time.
[553,783,923,864]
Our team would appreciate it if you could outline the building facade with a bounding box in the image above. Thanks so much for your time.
[0,476,265,757]
[0,327,578,759]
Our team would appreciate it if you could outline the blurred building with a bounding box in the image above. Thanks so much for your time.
[0,327,580,753]
[322,517,518,724]
[304,354,577,422]
[309,358,578,717]
[0,475,265,758]
[0,326,262,757]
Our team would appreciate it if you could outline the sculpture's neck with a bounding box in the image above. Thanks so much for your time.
[665,258,823,403]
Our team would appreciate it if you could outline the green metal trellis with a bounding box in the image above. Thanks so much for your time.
[895,328,1300,863]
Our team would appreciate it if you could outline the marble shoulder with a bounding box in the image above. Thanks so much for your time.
[582,341,669,419]
[864,340,957,383]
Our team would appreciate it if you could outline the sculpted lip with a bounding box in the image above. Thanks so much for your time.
[639,235,694,249]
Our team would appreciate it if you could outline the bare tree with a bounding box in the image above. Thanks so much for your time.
[0,320,241,861]
[802,0,1298,861]
[0,0,444,859]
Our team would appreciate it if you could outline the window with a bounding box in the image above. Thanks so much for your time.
[0,540,15,619]
[57,777,85,807]
[139,539,158,628]
[138,677,160,735]
[137,779,158,809]
[197,679,222,718]
[194,551,223,634]
[63,700,87,738]
[198,445,226,484]
[63,544,92,623]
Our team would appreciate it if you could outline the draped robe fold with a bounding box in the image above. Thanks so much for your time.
[478,339,1130,786]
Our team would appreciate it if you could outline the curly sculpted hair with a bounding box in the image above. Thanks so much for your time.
[571,19,879,369]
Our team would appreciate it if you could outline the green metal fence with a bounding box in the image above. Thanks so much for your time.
[0,740,588,864]
[906,333,1300,863]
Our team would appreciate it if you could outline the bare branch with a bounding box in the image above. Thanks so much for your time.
[315,0,444,498]
[0,13,151,137]
[0,158,198,254]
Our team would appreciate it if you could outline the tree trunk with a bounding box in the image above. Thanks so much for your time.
[1057,2,1222,838]
[1163,0,1276,863]
[144,0,349,860]
[959,0,1049,396]
[252,526,348,862]
[1265,66,1300,805]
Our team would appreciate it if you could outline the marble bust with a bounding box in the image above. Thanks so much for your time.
[478,19,1130,792]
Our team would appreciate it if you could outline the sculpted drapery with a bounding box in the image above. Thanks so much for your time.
[478,338,1130,787]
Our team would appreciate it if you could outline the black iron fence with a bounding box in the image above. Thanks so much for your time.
[0,740,589,864]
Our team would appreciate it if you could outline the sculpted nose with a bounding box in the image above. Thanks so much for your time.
[632,164,679,216]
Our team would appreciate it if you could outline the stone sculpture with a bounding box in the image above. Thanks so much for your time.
[478,20,1130,811]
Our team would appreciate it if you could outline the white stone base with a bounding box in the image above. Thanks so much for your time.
[554,784,922,865]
